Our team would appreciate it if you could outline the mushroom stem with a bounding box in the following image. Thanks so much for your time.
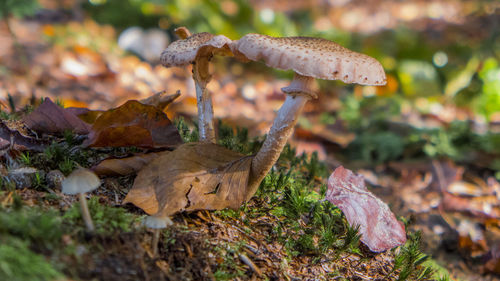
[193,57,216,143]
[78,192,94,232]
[249,93,310,190]
[152,229,160,257]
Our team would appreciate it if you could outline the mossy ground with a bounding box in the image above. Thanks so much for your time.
[0,118,447,281]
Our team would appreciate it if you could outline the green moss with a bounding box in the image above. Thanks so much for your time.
[0,238,63,281]
[391,232,434,281]
[0,206,63,250]
[63,197,138,234]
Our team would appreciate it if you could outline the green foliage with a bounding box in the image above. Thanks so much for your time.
[213,242,246,280]
[174,116,198,143]
[253,151,360,258]
[477,57,500,119]
[347,131,405,164]
[0,0,39,19]
[217,121,261,155]
[19,152,32,166]
[0,206,63,249]
[0,177,16,191]
[63,197,136,234]
[392,232,433,281]
[30,141,93,174]
[58,157,75,175]
[0,237,63,281]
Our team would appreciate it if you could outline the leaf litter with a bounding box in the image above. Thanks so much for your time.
[124,142,254,216]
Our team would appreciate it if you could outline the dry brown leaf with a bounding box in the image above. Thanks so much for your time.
[441,192,500,220]
[65,107,104,125]
[0,121,47,152]
[83,100,182,148]
[92,151,170,176]
[124,142,254,217]
[139,90,181,111]
[23,98,91,135]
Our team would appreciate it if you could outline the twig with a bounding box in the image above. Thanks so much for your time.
[238,253,262,276]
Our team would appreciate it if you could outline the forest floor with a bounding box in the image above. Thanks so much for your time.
[1,18,499,281]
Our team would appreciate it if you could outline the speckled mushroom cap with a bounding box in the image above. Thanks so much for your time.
[231,34,386,86]
[61,168,100,195]
[160,32,232,67]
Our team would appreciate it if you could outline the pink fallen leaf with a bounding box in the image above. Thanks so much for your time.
[325,166,407,252]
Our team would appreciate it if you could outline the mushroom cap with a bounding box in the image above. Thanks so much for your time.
[160,32,232,67]
[231,34,386,86]
[143,215,173,229]
[174,26,191,39]
[61,168,100,195]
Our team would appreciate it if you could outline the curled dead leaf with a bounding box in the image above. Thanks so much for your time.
[0,121,47,152]
[92,151,170,176]
[139,90,181,111]
[83,100,182,148]
[66,107,104,125]
[123,143,254,217]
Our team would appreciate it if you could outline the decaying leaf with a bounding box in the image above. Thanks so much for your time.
[325,166,407,252]
[124,142,253,217]
[0,121,46,152]
[441,192,500,220]
[23,98,91,135]
[66,91,180,125]
[65,107,104,125]
[92,151,170,176]
[139,90,181,111]
[83,100,182,148]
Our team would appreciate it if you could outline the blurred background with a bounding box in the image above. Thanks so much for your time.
[0,0,499,279]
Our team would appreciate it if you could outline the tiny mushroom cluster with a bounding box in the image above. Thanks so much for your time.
[159,28,386,205]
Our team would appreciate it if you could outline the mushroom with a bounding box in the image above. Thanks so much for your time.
[160,28,232,143]
[174,26,191,39]
[230,34,387,190]
[61,168,101,232]
[144,215,173,257]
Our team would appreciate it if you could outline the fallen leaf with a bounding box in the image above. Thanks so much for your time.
[482,244,500,275]
[92,151,170,176]
[0,121,46,152]
[23,98,91,135]
[83,100,182,148]
[65,107,104,124]
[139,90,181,111]
[124,142,253,217]
[441,192,500,220]
[325,166,407,252]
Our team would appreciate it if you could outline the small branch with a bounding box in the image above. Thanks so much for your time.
[239,253,262,276]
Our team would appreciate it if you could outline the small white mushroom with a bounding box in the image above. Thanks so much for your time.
[160,29,232,143]
[230,34,387,192]
[62,168,101,232]
[144,215,173,257]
